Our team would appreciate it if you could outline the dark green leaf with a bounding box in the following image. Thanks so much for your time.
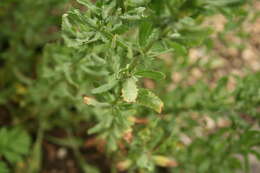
[139,20,153,47]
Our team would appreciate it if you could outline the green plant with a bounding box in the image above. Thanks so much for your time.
[0,127,31,173]
[0,0,259,173]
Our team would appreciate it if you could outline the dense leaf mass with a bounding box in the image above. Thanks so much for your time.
[0,0,259,172]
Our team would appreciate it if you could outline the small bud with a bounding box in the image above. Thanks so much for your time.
[83,95,91,105]
[82,95,98,106]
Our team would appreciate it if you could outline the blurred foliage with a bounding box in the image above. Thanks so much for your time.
[0,0,259,173]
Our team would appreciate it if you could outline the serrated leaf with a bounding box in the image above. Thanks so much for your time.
[137,89,163,113]
[122,77,138,103]
[135,70,165,80]
[92,78,118,94]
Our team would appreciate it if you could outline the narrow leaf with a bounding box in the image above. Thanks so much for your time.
[139,20,153,47]
[91,79,118,94]
[204,0,244,6]
[135,70,165,80]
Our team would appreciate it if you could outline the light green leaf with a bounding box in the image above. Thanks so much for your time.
[135,70,165,80]
[202,0,244,6]
[122,77,138,103]
[88,116,113,135]
[137,89,164,113]
[137,153,154,171]
[88,123,105,135]
[92,78,118,94]
[107,136,117,152]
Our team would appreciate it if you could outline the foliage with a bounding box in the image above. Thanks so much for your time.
[0,0,259,173]
[0,127,31,173]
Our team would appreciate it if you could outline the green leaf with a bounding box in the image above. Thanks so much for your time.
[135,70,165,80]
[137,89,164,113]
[122,77,138,103]
[175,28,213,47]
[167,41,187,56]
[0,162,9,173]
[137,153,154,171]
[8,129,31,155]
[107,136,117,152]
[88,115,113,135]
[3,150,22,163]
[92,78,118,94]
[0,128,8,150]
[88,122,105,135]
[139,20,153,47]
[0,127,31,164]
